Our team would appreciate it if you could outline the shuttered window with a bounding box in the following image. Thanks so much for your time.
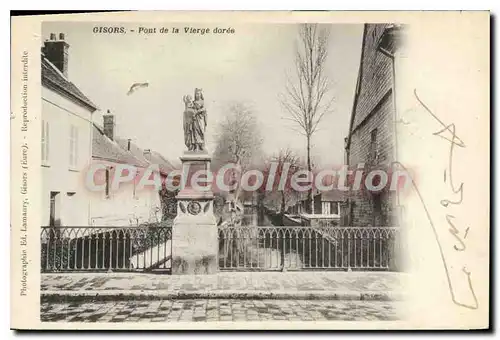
[69,125,78,168]
[41,120,49,164]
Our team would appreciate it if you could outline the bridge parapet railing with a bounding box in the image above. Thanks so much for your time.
[41,224,400,273]
[218,226,401,271]
[299,214,340,227]
[40,223,172,273]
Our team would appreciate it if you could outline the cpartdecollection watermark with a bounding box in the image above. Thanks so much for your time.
[84,162,412,194]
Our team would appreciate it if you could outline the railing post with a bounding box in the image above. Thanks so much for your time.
[108,231,113,272]
[347,230,351,271]
[281,230,286,271]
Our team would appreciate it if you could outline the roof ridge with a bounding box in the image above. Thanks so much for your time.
[92,124,145,167]
[41,53,98,110]
[92,123,174,169]
[43,56,70,82]
[113,133,173,168]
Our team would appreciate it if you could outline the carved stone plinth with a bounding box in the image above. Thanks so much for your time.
[171,151,218,275]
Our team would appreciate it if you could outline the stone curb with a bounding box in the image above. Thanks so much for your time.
[41,290,404,303]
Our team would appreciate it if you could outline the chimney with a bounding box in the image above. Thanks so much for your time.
[127,139,132,151]
[103,110,115,141]
[143,149,152,161]
[42,32,70,77]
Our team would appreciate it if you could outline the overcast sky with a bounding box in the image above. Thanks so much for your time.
[43,22,363,167]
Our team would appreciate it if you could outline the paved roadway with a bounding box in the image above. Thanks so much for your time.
[41,299,402,322]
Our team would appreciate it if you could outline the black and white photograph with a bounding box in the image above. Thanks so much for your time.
[39,21,405,323]
[9,11,490,330]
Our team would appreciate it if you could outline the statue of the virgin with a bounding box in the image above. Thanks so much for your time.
[182,88,207,151]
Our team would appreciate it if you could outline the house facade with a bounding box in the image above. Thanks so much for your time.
[41,33,97,227]
[90,112,173,226]
[343,24,403,228]
[41,32,173,228]
[313,190,343,216]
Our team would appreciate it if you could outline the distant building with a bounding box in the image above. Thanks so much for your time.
[343,24,403,228]
[287,192,306,216]
[90,112,174,226]
[41,32,98,226]
[313,189,344,216]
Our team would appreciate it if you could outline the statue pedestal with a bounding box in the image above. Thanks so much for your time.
[171,151,218,275]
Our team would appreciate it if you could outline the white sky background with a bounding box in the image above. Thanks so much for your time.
[42,22,363,167]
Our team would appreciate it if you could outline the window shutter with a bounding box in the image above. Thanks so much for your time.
[74,127,78,167]
[46,122,50,161]
[69,125,73,166]
[69,125,78,167]
[41,120,45,161]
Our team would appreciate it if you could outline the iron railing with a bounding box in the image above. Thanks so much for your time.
[299,215,340,228]
[218,226,401,271]
[41,224,400,273]
[40,224,172,273]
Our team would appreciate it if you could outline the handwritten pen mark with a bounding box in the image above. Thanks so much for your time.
[407,89,477,310]
[413,91,466,148]
[440,189,464,208]
[415,89,466,207]
[446,215,466,252]
[394,162,478,310]
[433,124,466,148]
[464,227,470,239]
[443,168,465,208]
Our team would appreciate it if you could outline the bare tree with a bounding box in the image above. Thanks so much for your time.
[213,102,263,224]
[280,24,335,214]
[214,103,263,267]
[262,148,302,219]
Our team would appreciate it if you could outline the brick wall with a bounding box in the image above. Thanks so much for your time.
[349,91,394,167]
[344,24,396,228]
[353,24,393,129]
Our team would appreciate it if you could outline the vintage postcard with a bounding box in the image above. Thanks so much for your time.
[10,11,490,330]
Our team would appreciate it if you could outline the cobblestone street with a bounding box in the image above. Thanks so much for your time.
[42,271,403,296]
[41,299,402,322]
[41,272,405,323]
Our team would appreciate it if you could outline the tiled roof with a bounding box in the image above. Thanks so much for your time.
[114,136,149,166]
[92,124,146,167]
[296,189,345,202]
[93,124,174,174]
[315,189,345,202]
[115,137,174,175]
[149,151,175,175]
[41,55,97,111]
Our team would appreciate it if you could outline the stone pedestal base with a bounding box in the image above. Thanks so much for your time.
[172,216,218,275]
[171,150,218,275]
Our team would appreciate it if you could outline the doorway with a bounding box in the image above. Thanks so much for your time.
[49,191,60,226]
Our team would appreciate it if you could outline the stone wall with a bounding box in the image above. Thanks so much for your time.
[345,24,396,228]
